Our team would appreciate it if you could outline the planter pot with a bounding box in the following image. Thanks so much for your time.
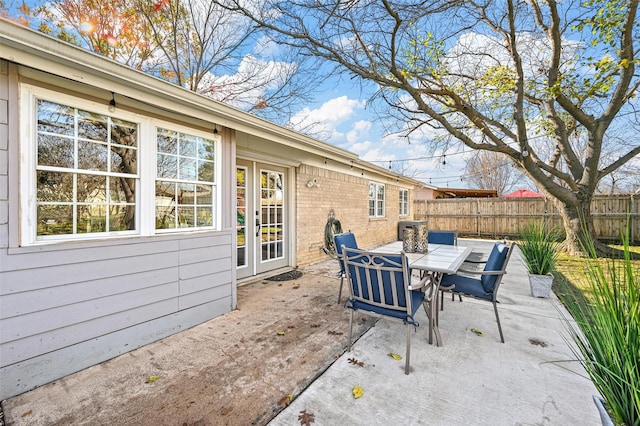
[529,273,553,298]
[592,395,615,426]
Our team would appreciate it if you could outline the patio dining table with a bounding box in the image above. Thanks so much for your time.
[372,241,473,346]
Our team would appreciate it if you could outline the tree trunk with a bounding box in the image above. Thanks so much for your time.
[554,195,608,256]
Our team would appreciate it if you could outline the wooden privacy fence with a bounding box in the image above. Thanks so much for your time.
[413,195,640,244]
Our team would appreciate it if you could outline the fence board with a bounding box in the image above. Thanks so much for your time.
[414,195,639,243]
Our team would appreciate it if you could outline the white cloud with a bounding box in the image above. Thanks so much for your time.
[287,96,365,139]
[346,120,372,143]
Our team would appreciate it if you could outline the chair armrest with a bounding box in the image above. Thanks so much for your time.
[454,268,506,276]
[408,274,432,291]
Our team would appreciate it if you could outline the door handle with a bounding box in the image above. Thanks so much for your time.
[256,216,261,237]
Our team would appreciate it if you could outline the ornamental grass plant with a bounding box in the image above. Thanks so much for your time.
[559,230,639,426]
[518,221,561,276]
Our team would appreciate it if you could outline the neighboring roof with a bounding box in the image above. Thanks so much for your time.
[0,18,423,188]
[503,189,545,198]
[434,188,498,198]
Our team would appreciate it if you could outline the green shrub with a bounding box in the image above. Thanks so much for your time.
[517,221,561,275]
[560,231,639,426]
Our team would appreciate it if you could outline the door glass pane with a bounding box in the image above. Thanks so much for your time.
[236,168,247,267]
[260,170,284,262]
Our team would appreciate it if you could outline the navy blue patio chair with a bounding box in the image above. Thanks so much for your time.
[332,232,359,304]
[439,241,515,343]
[427,229,458,246]
[427,230,463,307]
[341,246,433,374]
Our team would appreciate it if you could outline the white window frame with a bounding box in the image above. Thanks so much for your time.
[19,84,221,246]
[399,188,409,217]
[153,124,219,233]
[368,182,385,218]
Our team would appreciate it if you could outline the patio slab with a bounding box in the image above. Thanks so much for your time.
[1,239,602,425]
[269,239,601,426]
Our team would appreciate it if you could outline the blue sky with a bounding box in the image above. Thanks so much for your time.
[288,84,470,189]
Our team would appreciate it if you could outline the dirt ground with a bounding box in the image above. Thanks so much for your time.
[1,261,375,426]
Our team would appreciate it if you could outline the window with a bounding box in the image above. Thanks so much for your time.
[399,189,409,216]
[155,129,216,229]
[35,99,138,238]
[21,85,220,245]
[368,182,385,217]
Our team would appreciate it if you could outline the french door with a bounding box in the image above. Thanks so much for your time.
[236,160,288,279]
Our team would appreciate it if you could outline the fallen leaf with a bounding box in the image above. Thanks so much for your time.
[298,409,315,425]
[388,352,402,360]
[145,375,160,383]
[277,331,286,336]
[352,385,364,399]
[529,338,548,347]
[348,357,365,367]
[220,406,233,415]
[288,325,296,329]
[471,328,485,336]
[21,410,32,417]
[278,394,293,408]
[328,330,343,336]
[310,324,320,328]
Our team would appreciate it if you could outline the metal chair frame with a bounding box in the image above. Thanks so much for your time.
[342,246,432,374]
[439,241,516,343]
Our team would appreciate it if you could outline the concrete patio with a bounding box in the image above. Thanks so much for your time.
[270,238,602,425]
[1,239,602,425]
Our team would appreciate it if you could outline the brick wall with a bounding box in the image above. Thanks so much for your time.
[295,164,408,267]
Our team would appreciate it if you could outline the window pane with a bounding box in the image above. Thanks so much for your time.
[177,206,195,227]
[199,139,215,161]
[111,119,138,148]
[156,206,176,229]
[156,181,175,204]
[37,171,73,202]
[179,158,197,181]
[198,160,214,182]
[77,173,106,203]
[111,147,137,175]
[178,183,196,205]
[109,205,135,231]
[78,204,106,233]
[196,207,213,226]
[157,129,178,154]
[78,140,108,171]
[77,110,108,141]
[37,100,74,136]
[110,176,135,203]
[157,154,178,179]
[195,184,213,205]
[37,134,74,168]
[179,134,198,157]
[37,204,73,235]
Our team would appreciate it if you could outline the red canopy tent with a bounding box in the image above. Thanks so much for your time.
[502,189,545,198]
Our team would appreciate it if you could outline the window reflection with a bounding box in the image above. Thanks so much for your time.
[35,99,138,237]
[155,128,216,230]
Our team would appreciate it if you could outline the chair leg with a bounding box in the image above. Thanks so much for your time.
[337,275,344,304]
[405,324,411,375]
[493,301,505,343]
[348,310,354,351]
